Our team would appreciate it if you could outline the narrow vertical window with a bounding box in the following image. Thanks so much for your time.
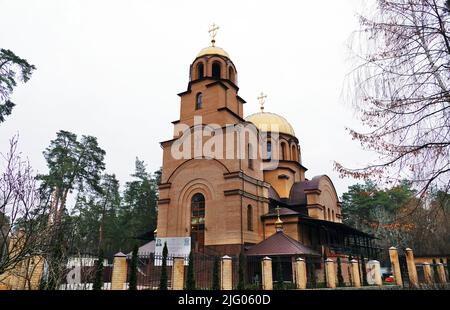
[247,205,253,231]
[212,62,221,79]
[267,141,272,160]
[248,144,254,169]
[197,63,204,79]
[196,93,203,110]
[228,67,235,83]
[281,142,286,160]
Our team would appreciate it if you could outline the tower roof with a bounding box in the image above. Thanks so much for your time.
[245,112,296,136]
[196,46,230,58]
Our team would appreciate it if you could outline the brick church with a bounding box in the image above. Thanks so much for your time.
[156,27,377,259]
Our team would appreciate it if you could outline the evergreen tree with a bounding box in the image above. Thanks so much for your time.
[159,242,168,290]
[93,249,104,290]
[212,256,220,290]
[237,252,245,290]
[275,257,284,290]
[186,251,196,290]
[128,245,138,290]
[0,48,36,123]
[337,256,344,287]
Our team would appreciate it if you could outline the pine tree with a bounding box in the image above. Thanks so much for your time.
[337,257,344,287]
[128,245,138,290]
[212,256,220,290]
[159,242,168,290]
[237,252,245,290]
[186,251,196,290]
[93,249,104,290]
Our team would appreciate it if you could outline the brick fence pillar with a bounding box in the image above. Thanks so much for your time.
[221,255,232,290]
[422,263,433,286]
[405,248,419,288]
[294,258,307,289]
[261,257,273,290]
[172,257,185,290]
[389,247,403,286]
[350,259,361,288]
[111,252,127,290]
[325,258,336,288]
[368,260,382,286]
[437,263,447,283]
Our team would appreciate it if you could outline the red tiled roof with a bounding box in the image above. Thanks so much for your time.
[245,231,320,257]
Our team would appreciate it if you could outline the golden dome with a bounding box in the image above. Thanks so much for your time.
[245,112,296,136]
[197,46,230,58]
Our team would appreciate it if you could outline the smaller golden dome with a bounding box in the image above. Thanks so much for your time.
[245,112,296,137]
[197,46,230,58]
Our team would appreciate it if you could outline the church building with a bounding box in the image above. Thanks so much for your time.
[156,27,377,260]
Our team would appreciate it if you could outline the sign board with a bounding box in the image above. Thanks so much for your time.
[154,237,191,266]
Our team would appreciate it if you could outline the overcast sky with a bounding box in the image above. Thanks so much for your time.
[0,0,377,198]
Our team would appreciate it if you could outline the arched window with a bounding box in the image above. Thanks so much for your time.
[196,93,203,110]
[328,209,331,222]
[212,62,221,79]
[197,63,204,79]
[267,141,272,160]
[281,142,287,160]
[291,145,297,161]
[191,193,205,252]
[228,67,235,83]
[332,210,335,222]
[191,193,205,225]
[247,205,253,231]
[248,144,254,169]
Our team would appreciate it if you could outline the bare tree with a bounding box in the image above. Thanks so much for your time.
[336,0,450,197]
[0,135,49,280]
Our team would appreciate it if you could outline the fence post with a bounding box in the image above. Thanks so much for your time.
[294,258,307,289]
[221,255,232,290]
[172,257,185,290]
[261,257,273,290]
[389,247,402,286]
[325,258,336,289]
[405,248,419,288]
[437,263,447,284]
[350,259,361,288]
[422,263,433,286]
[368,260,382,286]
[111,252,127,290]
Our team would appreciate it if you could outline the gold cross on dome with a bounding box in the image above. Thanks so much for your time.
[258,92,268,112]
[208,23,220,47]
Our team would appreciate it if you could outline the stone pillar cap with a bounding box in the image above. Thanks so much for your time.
[222,255,232,260]
[114,252,127,257]
[325,258,334,262]
[405,248,413,251]
[350,259,358,263]
[368,260,380,264]
[389,246,397,250]
[422,262,430,265]
[437,263,443,265]
[296,257,304,262]
[263,256,272,261]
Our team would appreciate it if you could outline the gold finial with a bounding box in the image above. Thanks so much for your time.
[208,23,220,47]
[257,92,268,112]
[275,206,283,232]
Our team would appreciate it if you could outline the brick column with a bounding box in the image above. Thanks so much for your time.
[172,257,185,290]
[350,259,361,288]
[221,255,232,290]
[325,258,336,289]
[422,263,433,286]
[294,258,307,289]
[437,263,447,283]
[261,257,273,290]
[389,247,403,286]
[405,248,419,288]
[111,252,127,290]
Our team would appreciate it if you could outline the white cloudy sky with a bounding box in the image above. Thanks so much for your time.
[0,0,377,198]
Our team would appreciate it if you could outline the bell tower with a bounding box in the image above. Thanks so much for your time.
[175,24,246,134]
